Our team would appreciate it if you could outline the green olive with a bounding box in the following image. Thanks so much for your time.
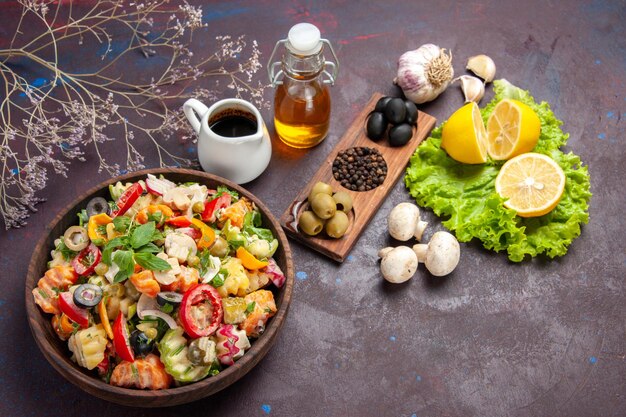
[308,181,333,202]
[209,236,229,257]
[63,226,89,251]
[192,201,205,213]
[325,211,350,238]
[94,262,109,276]
[310,193,336,220]
[332,191,353,213]
[298,211,325,236]
[187,255,200,267]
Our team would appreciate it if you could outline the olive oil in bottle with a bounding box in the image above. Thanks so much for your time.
[268,23,339,149]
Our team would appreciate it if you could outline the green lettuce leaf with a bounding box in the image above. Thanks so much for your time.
[405,79,591,262]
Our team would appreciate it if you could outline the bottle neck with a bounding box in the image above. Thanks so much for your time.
[282,48,325,81]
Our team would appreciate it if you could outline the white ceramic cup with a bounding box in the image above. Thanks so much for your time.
[183,98,272,184]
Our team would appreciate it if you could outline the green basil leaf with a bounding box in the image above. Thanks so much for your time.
[113,216,131,232]
[113,250,135,282]
[55,240,78,261]
[130,221,156,249]
[134,252,172,271]
[135,242,161,253]
[102,236,128,265]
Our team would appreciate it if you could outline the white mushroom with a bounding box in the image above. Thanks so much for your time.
[153,252,182,285]
[165,232,197,263]
[387,202,429,242]
[378,246,418,283]
[412,231,460,276]
[163,187,192,211]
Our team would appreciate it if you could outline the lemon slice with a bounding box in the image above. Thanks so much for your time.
[495,152,565,217]
[486,99,541,160]
[441,102,487,164]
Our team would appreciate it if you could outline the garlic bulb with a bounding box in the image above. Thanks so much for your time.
[394,44,454,104]
[455,75,485,103]
[466,55,496,83]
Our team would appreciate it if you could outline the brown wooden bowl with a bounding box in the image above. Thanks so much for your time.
[25,168,294,407]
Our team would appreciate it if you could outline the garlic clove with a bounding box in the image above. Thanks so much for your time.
[466,54,496,83]
[455,75,485,104]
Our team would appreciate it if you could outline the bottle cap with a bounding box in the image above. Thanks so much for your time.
[287,23,322,55]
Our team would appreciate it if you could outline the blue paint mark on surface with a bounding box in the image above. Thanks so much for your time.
[11,168,19,175]
[389,335,396,342]
[598,133,606,140]
[334,363,340,369]
[203,7,250,23]
[19,77,50,96]
[32,78,48,88]
[187,147,195,154]
[296,271,308,280]
[60,142,70,150]
[607,111,615,118]
[595,59,602,65]
[411,414,417,417]
[346,255,355,261]
[416,375,422,381]
[120,169,128,175]
[261,404,271,414]
[589,356,597,364]
[335,277,342,284]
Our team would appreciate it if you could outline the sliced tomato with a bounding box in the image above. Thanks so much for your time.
[111,182,143,217]
[166,215,192,228]
[201,194,231,223]
[58,291,89,328]
[180,284,223,339]
[71,243,102,276]
[113,313,135,362]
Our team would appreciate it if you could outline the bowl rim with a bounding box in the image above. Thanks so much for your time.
[25,168,294,407]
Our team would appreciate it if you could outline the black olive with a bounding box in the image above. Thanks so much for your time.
[157,291,184,307]
[374,96,392,113]
[384,98,406,125]
[388,123,413,147]
[86,197,110,217]
[366,111,387,141]
[404,100,418,125]
[130,330,154,357]
[73,283,103,309]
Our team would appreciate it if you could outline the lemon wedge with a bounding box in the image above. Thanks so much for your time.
[441,102,487,164]
[495,152,565,217]
[486,99,540,160]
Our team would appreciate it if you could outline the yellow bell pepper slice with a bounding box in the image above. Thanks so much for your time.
[190,218,216,249]
[87,213,113,242]
[98,299,114,340]
[136,204,174,226]
[236,246,269,270]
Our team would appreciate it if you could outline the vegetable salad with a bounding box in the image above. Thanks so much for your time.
[32,175,286,389]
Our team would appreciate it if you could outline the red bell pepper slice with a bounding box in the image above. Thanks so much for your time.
[112,313,135,362]
[201,194,231,223]
[166,215,192,228]
[179,284,223,338]
[58,291,89,328]
[111,182,143,217]
[71,243,102,276]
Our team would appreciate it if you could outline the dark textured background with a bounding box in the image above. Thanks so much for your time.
[1,0,624,416]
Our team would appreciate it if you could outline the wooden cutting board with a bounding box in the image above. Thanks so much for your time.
[280,93,437,262]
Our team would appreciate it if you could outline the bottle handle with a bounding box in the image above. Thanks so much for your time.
[183,98,209,134]
[321,39,339,85]
[267,40,287,87]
